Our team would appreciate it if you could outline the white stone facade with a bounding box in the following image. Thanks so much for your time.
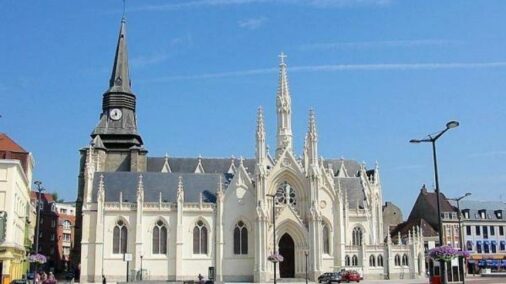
[77,20,425,283]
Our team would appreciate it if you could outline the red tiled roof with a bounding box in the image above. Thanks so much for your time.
[0,133,27,153]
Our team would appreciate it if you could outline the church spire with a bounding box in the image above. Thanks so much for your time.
[108,17,132,94]
[275,52,293,158]
[91,17,143,149]
[306,109,318,166]
[256,106,266,164]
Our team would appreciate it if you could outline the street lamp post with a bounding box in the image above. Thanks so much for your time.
[33,181,45,254]
[410,120,459,284]
[266,194,277,284]
[449,192,471,284]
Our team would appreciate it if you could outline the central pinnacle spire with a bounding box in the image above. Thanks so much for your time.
[275,52,293,158]
[108,17,132,94]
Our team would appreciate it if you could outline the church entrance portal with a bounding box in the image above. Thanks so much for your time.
[279,233,295,278]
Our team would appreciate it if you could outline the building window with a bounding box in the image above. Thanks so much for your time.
[352,227,363,246]
[63,246,70,255]
[322,224,330,254]
[466,226,471,236]
[193,220,208,254]
[500,241,505,251]
[233,221,248,255]
[345,255,350,266]
[275,181,296,207]
[352,255,358,266]
[500,226,504,236]
[152,220,167,255]
[63,220,71,230]
[479,210,486,219]
[394,254,401,266]
[491,242,497,253]
[51,220,56,228]
[477,242,482,253]
[50,233,55,241]
[495,210,503,219]
[113,220,128,254]
[476,226,481,235]
[484,242,490,253]
[483,226,488,238]
[490,226,495,236]
[466,241,473,251]
[377,255,384,267]
[369,255,376,267]
[50,246,55,255]
[63,233,71,241]
[402,254,409,266]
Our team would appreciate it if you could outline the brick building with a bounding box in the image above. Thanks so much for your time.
[30,193,76,273]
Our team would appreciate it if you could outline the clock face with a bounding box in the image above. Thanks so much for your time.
[109,108,122,120]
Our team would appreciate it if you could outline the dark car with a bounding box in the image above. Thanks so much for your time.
[318,272,343,283]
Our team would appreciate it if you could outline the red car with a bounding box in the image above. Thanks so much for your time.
[341,270,361,283]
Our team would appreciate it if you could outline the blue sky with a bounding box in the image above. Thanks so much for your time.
[2,0,506,216]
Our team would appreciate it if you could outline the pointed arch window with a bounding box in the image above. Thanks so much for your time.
[193,220,208,254]
[402,254,409,266]
[352,227,363,246]
[113,220,127,254]
[394,254,401,266]
[352,255,358,266]
[322,224,330,254]
[234,221,248,255]
[377,255,384,267]
[275,181,296,207]
[345,255,350,266]
[369,255,376,267]
[153,220,167,254]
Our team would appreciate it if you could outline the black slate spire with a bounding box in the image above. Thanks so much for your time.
[108,17,132,94]
[91,17,143,149]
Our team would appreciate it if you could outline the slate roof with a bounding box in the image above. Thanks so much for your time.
[324,159,361,177]
[147,157,256,175]
[337,177,366,208]
[92,172,223,203]
[390,217,438,239]
[449,200,506,221]
[94,156,370,205]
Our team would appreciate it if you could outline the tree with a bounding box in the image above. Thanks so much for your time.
[52,192,64,203]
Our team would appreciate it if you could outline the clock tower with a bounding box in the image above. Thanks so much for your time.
[91,17,144,151]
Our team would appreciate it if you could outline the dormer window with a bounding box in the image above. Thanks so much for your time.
[462,209,470,219]
[495,210,503,219]
[479,210,486,219]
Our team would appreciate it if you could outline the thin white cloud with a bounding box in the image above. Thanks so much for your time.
[130,35,193,68]
[141,61,506,82]
[129,0,392,12]
[238,17,267,30]
[468,151,506,158]
[300,39,462,51]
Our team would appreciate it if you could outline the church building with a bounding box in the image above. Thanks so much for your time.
[76,18,425,283]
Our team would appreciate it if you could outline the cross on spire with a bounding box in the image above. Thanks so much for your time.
[279,52,287,65]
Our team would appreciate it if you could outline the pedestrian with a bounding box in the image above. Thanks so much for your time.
[198,273,204,284]
[102,275,106,284]
[35,273,40,284]
[48,272,56,284]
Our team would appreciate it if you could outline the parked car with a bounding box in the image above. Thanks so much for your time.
[318,272,343,283]
[341,270,361,283]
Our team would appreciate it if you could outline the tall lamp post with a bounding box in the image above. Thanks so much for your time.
[33,180,45,254]
[304,250,308,284]
[410,120,459,284]
[266,194,277,284]
[449,192,471,284]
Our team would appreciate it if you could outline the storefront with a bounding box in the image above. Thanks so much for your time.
[468,255,506,274]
